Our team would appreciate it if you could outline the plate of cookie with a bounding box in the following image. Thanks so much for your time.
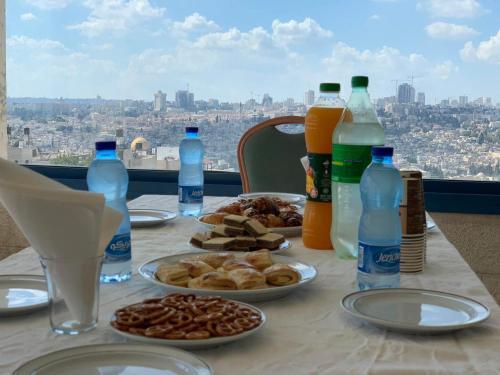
[138,250,318,302]
[192,214,291,253]
[110,293,266,349]
[197,197,303,237]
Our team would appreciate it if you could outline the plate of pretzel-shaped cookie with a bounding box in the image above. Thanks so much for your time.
[110,293,266,349]
[139,251,318,302]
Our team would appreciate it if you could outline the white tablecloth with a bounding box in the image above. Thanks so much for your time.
[1,195,499,374]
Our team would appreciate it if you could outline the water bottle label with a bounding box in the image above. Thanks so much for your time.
[332,144,373,183]
[179,185,203,204]
[105,233,131,261]
[358,243,400,274]
[306,152,331,202]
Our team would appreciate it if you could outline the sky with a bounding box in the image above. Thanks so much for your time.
[6,0,500,103]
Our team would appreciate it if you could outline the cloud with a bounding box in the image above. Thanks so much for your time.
[68,0,165,37]
[20,13,37,21]
[432,60,459,79]
[417,0,485,18]
[7,35,66,50]
[271,18,332,46]
[369,14,380,20]
[193,27,275,52]
[425,22,479,39]
[25,0,70,10]
[171,13,220,36]
[460,30,500,64]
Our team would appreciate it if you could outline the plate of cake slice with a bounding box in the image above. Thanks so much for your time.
[191,214,290,253]
[138,251,318,302]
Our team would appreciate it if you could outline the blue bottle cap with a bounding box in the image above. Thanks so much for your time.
[186,127,198,134]
[372,146,393,157]
[95,141,116,150]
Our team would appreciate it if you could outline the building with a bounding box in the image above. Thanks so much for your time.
[153,90,166,112]
[262,93,273,107]
[397,83,415,104]
[175,90,194,110]
[304,90,315,106]
[440,99,450,107]
[459,96,468,107]
[417,92,425,105]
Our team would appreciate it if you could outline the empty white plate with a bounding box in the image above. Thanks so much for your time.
[13,343,212,375]
[129,209,177,228]
[341,288,490,334]
[0,275,48,316]
[238,192,306,205]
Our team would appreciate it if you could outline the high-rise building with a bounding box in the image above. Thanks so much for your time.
[304,90,315,106]
[417,92,425,105]
[459,96,468,106]
[175,90,194,110]
[440,99,450,107]
[153,90,166,112]
[262,93,273,107]
[397,83,415,104]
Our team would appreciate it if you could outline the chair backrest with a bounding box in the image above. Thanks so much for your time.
[238,116,306,194]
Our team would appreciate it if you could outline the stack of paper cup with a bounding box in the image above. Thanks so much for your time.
[400,171,426,273]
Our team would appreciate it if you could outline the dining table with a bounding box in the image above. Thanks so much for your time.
[1,194,500,374]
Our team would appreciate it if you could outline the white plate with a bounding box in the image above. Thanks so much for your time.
[110,301,266,349]
[341,288,490,334]
[189,239,292,254]
[196,214,301,238]
[0,275,48,316]
[238,192,306,205]
[427,218,437,230]
[139,252,318,302]
[13,343,212,375]
[129,209,177,228]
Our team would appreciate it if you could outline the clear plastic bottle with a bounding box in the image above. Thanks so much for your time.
[331,76,385,259]
[357,146,403,290]
[178,127,204,216]
[87,141,131,283]
[303,83,345,250]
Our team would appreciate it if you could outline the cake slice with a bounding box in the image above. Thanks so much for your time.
[256,232,285,249]
[202,237,236,251]
[224,225,246,237]
[244,219,269,237]
[190,232,211,248]
[223,214,249,227]
[211,224,228,238]
[235,236,257,247]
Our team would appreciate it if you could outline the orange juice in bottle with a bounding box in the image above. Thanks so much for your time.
[303,83,345,250]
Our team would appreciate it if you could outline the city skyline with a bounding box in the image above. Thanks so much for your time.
[6,0,500,102]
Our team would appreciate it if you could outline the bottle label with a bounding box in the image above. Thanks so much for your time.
[358,243,400,274]
[332,144,373,183]
[179,185,203,204]
[306,152,331,202]
[105,232,131,262]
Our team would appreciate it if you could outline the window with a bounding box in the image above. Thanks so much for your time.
[4,0,500,182]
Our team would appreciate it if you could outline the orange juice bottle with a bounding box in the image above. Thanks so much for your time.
[303,83,345,250]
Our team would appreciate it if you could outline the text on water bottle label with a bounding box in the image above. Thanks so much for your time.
[358,243,400,274]
[179,185,204,204]
[105,233,131,262]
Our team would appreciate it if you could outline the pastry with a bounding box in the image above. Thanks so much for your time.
[202,237,236,250]
[200,212,227,225]
[244,219,269,237]
[223,214,249,227]
[263,264,300,286]
[193,252,235,268]
[234,236,257,247]
[178,259,215,277]
[188,272,237,290]
[155,265,190,287]
[220,259,256,271]
[244,249,273,270]
[211,225,228,238]
[228,269,267,290]
[224,225,246,237]
[256,232,285,249]
[190,232,211,248]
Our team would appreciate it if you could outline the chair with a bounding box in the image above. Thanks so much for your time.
[237,116,306,194]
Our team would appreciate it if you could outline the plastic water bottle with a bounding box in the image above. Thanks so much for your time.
[87,141,131,283]
[357,146,403,290]
[178,127,204,216]
[331,76,385,259]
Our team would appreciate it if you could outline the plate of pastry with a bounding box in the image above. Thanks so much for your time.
[238,192,306,205]
[198,197,303,237]
[192,214,291,253]
[138,250,318,302]
[110,293,266,349]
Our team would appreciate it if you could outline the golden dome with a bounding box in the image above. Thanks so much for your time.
[131,136,149,152]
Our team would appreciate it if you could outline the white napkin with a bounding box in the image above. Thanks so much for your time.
[0,158,123,322]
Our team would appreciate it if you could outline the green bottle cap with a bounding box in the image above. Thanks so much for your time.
[319,83,341,92]
[351,76,369,88]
